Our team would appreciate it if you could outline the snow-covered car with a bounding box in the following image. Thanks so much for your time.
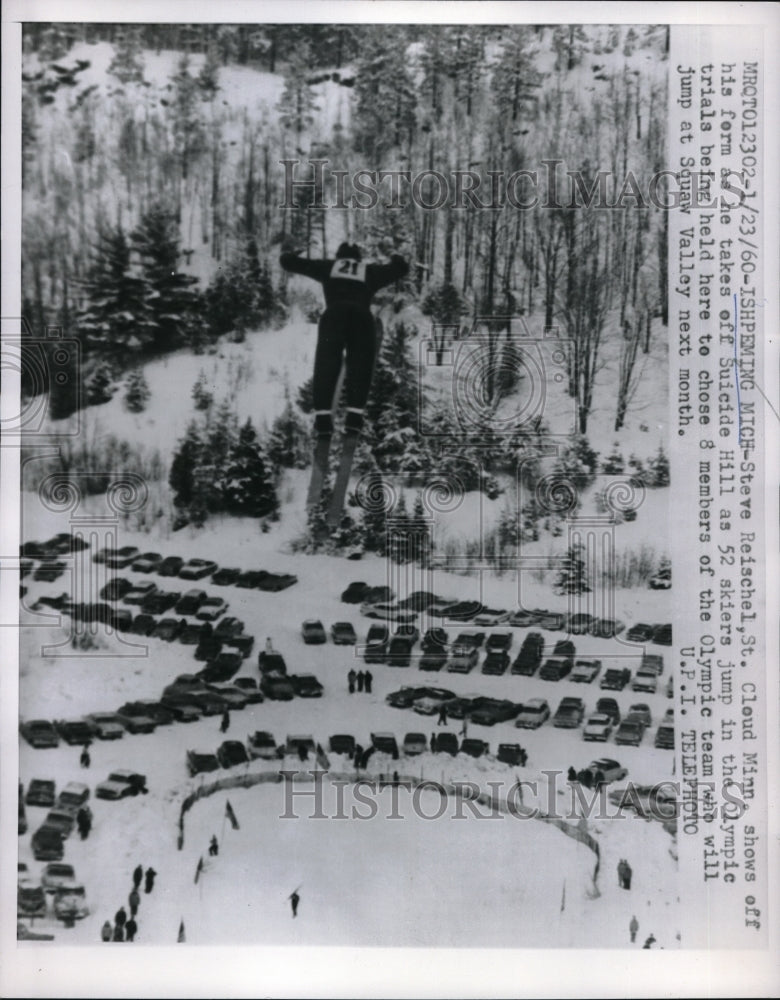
[186,750,220,776]
[439,600,483,622]
[413,687,457,716]
[470,699,519,727]
[231,678,265,703]
[538,656,572,681]
[341,581,369,604]
[433,732,459,756]
[507,609,539,627]
[130,613,157,636]
[600,667,631,690]
[497,743,525,766]
[179,558,218,581]
[53,882,89,921]
[43,808,76,839]
[100,577,133,601]
[485,631,513,653]
[123,581,158,606]
[625,622,654,643]
[152,617,184,642]
[17,884,47,920]
[207,684,250,709]
[105,546,140,569]
[216,616,244,639]
[630,668,659,693]
[25,779,56,808]
[371,733,399,756]
[41,862,76,893]
[290,674,324,697]
[330,621,357,644]
[582,713,614,742]
[329,734,356,756]
[535,610,566,630]
[56,781,90,813]
[217,741,249,768]
[255,571,298,592]
[515,698,551,729]
[247,731,279,759]
[511,632,544,675]
[20,719,60,749]
[86,712,126,740]
[196,597,228,621]
[360,601,417,624]
[596,697,621,725]
[385,636,414,666]
[588,618,626,638]
[363,623,389,663]
[402,732,427,755]
[30,825,64,861]
[460,738,489,758]
[454,631,486,650]
[163,699,203,722]
[481,650,510,675]
[446,645,479,673]
[552,697,585,728]
[386,686,428,709]
[115,704,157,733]
[286,734,316,757]
[641,653,665,675]
[54,719,94,745]
[301,619,327,644]
[570,658,602,683]
[651,623,672,645]
[615,720,644,746]
[564,613,594,635]
[95,770,148,799]
[175,589,208,615]
[222,633,255,658]
[158,555,184,577]
[396,590,443,612]
[179,622,207,645]
[654,724,675,749]
[584,758,627,784]
[649,568,671,589]
[33,559,66,582]
[131,551,163,573]
[212,567,240,586]
[628,704,652,728]
[260,673,295,701]
[473,608,510,627]
[419,649,448,671]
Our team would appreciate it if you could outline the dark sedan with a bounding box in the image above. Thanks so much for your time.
[217,740,250,768]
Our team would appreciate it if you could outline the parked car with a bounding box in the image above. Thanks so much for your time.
[630,668,659,693]
[189,689,231,715]
[195,636,223,662]
[654,724,675,749]
[25,779,56,808]
[511,632,544,675]
[402,732,427,756]
[570,658,602,683]
[394,622,420,643]
[100,577,133,601]
[433,732,459,755]
[446,695,489,720]
[538,656,572,681]
[212,567,241,586]
[223,634,255,658]
[17,884,47,920]
[641,653,665,675]
[105,545,140,569]
[43,808,76,839]
[360,601,417,624]
[232,677,265,703]
[364,623,389,663]
[163,699,203,723]
[186,750,220,776]
[33,559,66,582]
[260,673,295,701]
[497,743,525,766]
[615,719,644,746]
[257,651,287,675]
[217,741,249,768]
[583,713,614,742]
[56,781,90,813]
[564,613,594,635]
[552,697,586,728]
[454,631,486,650]
[179,622,207,645]
[175,589,208,616]
[237,569,266,589]
[290,674,324,697]
[600,667,631,691]
[386,686,429,710]
[130,613,157,636]
[652,623,672,645]
[515,698,551,729]
[216,617,244,639]
[385,636,414,666]
[53,882,89,921]
[95,770,148,799]
[112,608,134,632]
[247,731,279,759]
[131,551,163,573]
[152,617,184,642]
[341,581,369,604]
[30,825,64,861]
[507,609,539,627]
[179,558,218,581]
[301,619,327,644]
[41,862,76,893]
[626,622,654,643]
[649,567,671,590]
[421,627,449,651]
[481,650,510,676]
[115,704,157,734]
[256,571,297,592]
[286,734,316,757]
[584,758,628,784]
[446,645,479,673]
[535,610,567,630]
[485,631,513,652]
[329,734,356,756]
[123,581,158,606]
[396,591,444,612]
[55,719,94,745]
[627,704,652,728]
[196,597,227,621]
[330,621,357,644]
[589,618,625,638]
[20,719,60,749]
[473,608,510,627]
[470,699,519,726]
[438,600,483,622]
[596,697,621,726]
[413,687,457,716]
[460,738,489,758]
[420,649,448,671]
[370,732,399,756]
[158,556,184,577]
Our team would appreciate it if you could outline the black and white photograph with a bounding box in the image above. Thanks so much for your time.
[2,2,777,997]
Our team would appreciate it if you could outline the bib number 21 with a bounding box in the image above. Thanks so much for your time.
[331,259,366,282]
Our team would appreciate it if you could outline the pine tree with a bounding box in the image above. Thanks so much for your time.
[359,470,389,555]
[168,54,206,178]
[554,542,590,594]
[124,369,150,412]
[387,493,412,564]
[84,361,115,406]
[647,444,670,487]
[222,419,279,518]
[108,26,146,84]
[267,393,310,469]
[192,370,213,411]
[352,26,416,162]
[601,442,625,475]
[296,376,314,414]
[408,493,432,565]
[197,43,221,99]
[170,420,204,511]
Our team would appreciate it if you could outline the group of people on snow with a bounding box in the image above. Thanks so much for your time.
[347,669,372,694]
[100,865,156,943]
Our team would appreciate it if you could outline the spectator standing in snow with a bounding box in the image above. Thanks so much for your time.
[125,917,138,942]
[643,933,656,949]
[437,705,448,726]
[133,865,143,890]
[80,746,90,768]
[623,860,633,889]
[101,921,112,942]
[290,891,300,918]
[115,906,127,929]
[629,915,639,943]
[567,766,578,783]
[209,835,219,857]
[430,733,437,753]
[519,747,528,767]
[617,859,626,888]
[128,888,140,917]
[364,670,373,693]
[356,670,365,692]
[220,709,230,734]
[144,868,156,894]
[112,923,124,942]
[348,669,357,694]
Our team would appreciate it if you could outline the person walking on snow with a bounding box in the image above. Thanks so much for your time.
[623,860,633,889]
[128,888,140,917]
[133,864,143,890]
[112,923,124,942]
[629,915,639,943]
[356,670,365,693]
[101,921,112,942]
[437,704,448,726]
[125,917,138,942]
[617,859,627,888]
[220,709,230,734]
[290,891,300,918]
[115,906,127,928]
[279,243,408,442]
[209,835,219,857]
[348,669,357,694]
[364,670,373,694]
[643,933,656,949]
[144,868,156,894]
[80,746,90,768]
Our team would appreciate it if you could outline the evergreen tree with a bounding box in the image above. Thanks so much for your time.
[267,392,310,469]
[365,322,425,472]
[359,470,389,555]
[192,370,213,411]
[108,26,146,84]
[601,442,625,475]
[124,369,150,412]
[197,42,221,99]
[84,361,115,406]
[296,375,314,414]
[351,26,416,162]
[408,492,432,565]
[170,420,204,512]
[387,493,412,564]
[554,542,590,594]
[222,419,279,518]
[647,444,670,487]
[204,239,278,336]
[168,54,206,178]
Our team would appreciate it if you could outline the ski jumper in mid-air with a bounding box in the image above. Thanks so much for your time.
[280,242,408,523]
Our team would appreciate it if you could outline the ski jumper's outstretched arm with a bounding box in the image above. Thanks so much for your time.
[279,252,332,283]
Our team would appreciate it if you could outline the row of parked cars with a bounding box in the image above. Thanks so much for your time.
[383,684,676,749]
[18,860,89,924]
